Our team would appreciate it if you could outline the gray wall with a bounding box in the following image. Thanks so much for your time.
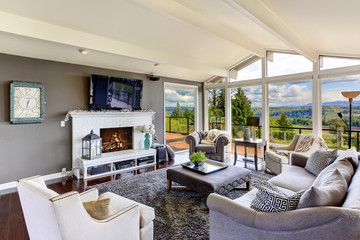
[0,53,202,183]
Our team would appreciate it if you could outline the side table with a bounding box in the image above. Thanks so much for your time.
[233,138,267,171]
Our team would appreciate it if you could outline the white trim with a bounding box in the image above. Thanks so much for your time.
[203,88,209,131]
[312,61,322,136]
[0,171,72,192]
[68,111,155,118]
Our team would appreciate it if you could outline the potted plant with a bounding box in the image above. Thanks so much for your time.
[190,151,207,167]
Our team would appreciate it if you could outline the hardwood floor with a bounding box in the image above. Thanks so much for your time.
[0,160,176,240]
[0,150,265,240]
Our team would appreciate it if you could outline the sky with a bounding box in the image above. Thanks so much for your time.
[229,53,360,107]
[322,75,360,103]
[165,54,360,110]
[165,87,194,107]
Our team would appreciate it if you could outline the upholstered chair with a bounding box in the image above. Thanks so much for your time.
[17,176,155,240]
[185,130,230,162]
[265,134,327,175]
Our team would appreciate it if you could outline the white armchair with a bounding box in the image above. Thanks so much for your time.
[17,176,155,240]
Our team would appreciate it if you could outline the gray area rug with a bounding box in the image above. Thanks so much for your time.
[90,168,273,240]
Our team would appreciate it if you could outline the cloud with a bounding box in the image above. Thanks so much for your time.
[165,88,194,107]
[268,53,312,77]
[321,57,360,70]
[231,86,262,108]
[232,60,262,81]
[322,77,360,103]
[269,82,312,107]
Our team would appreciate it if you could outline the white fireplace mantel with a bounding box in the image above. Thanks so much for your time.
[68,110,155,118]
[69,110,155,169]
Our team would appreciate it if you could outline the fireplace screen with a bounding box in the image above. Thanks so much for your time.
[100,127,133,153]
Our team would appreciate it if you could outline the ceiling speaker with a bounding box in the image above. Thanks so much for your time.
[148,75,160,81]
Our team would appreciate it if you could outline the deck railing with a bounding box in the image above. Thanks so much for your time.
[210,122,360,151]
[165,116,194,135]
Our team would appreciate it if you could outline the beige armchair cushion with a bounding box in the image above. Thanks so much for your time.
[266,151,289,164]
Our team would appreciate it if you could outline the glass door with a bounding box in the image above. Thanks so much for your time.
[164,83,198,152]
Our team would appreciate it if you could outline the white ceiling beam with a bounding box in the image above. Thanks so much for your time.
[224,0,318,62]
[0,10,226,77]
[134,0,264,57]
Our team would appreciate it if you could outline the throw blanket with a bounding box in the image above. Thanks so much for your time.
[275,135,328,156]
[200,129,230,145]
[294,135,314,152]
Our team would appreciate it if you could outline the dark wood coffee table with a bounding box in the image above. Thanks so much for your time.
[167,160,251,195]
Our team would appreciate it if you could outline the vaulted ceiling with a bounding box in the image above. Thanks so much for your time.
[0,0,359,82]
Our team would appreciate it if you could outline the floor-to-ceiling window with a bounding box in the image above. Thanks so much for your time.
[204,50,360,151]
[164,83,198,152]
[268,80,313,144]
[321,74,360,150]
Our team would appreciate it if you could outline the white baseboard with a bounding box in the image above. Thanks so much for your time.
[0,171,73,192]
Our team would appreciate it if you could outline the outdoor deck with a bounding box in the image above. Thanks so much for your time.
[165,132,263,156]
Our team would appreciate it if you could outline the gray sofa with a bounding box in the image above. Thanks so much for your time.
[207,151,360,240]
[185,131,230,162]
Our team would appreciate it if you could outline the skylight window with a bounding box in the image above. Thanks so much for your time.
[230,57,262,81]
[267,52,312,77]
[320,56,360,70]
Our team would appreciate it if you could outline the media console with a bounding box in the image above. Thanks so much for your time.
[77,149,156,181]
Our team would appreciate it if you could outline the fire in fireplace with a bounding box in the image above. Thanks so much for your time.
[100,127,133,153]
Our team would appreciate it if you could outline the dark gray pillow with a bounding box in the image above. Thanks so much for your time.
[165,144,175,161]
[250,181,304,212]
[305,148,338,176]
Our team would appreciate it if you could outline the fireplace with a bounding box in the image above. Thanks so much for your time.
[100,127,133,153]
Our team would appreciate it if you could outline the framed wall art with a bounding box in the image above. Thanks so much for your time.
[10,81,45,124]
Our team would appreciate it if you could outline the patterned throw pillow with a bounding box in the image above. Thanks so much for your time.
[250,181,304,212]
[305,147,338,176]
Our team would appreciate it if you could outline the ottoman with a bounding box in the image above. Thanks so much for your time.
[167,165,251,195]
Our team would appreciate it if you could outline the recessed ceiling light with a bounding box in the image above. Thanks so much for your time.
[154,63,160,67]
[79,49,89,55]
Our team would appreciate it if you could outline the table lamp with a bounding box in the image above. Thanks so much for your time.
[247,117,260,140]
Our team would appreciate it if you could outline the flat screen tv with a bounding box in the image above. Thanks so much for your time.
[90,74,143,110]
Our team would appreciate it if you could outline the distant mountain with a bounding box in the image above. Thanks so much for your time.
[277,100,360,108]
[166,106,194,114]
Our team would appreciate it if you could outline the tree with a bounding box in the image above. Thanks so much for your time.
[208,89,226,128]
[171,103,184,118]
[231,88,253,125]
[274,113,294,141]
[184,106,194,119]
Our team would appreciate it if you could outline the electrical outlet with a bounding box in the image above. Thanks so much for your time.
[60,121,65,127]
[62,168,66,175]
